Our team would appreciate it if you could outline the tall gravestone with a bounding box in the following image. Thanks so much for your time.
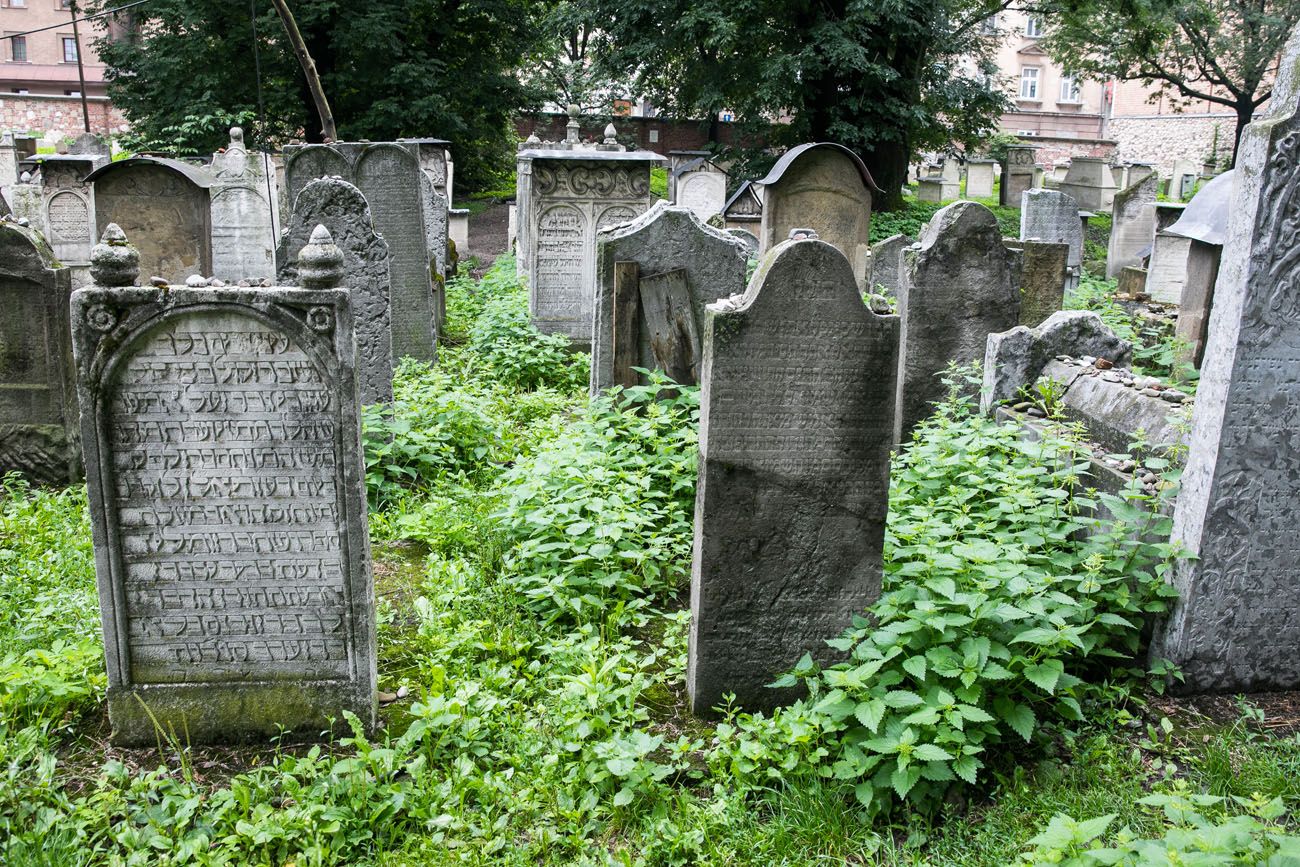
[210,127,278,282]
[284,142,439,360]
[1167,171,1233,369]
[72,225,376,745]
[966,159,996,198]
[757,143,879,289]
[688,238,899,714]
[0,222,78,483]
[517,146,662,345]
[1059,157,1116,211]
[1021,188,1083,289]
[1154,28,1300,692]
[39,153,103,287]
[1007,239,1070,328]
[89,157,215,282]
[1106,175,1159,279]
[1000,144,1039,207]
[896,202,1018,441]
[277,178,394,404]
[590,201,749,394]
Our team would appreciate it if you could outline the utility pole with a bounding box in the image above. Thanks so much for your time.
[69,0,91,133]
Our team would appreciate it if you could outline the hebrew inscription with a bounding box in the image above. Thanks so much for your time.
[533,205,588,326]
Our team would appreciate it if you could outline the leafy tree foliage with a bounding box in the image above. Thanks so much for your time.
[89,0,542,190]
[584,0,1014,208]
[517,2,633,115]
[1039,0,1299,164]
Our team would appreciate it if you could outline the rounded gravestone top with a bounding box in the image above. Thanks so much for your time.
[229,126,245,147]
[297,224,345,289]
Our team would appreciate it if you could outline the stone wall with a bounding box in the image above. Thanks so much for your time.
[1108,114,1237,176]
[1020,135,1116,167]
[0,94,128,144]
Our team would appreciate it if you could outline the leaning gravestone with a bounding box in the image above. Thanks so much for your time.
[284,142,439,360]
[1155,25,1300,693]
[1021,188,1082,289]
[689,237,899,715]
[72,224,376,745]
[756,142,879,289]
[277,178,394,404]
[896,202,1018,441]
[591,201,749,394]
[1106,175,1159,279]
[1000,144,1039,208]
[0,221,78,483]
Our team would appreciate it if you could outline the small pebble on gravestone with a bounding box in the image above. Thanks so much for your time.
[1141,388,1160,397]
[1095,358,1113,369]
[1027,407,1046,417]
[149,276,167,287]
[1013,401,1032,412]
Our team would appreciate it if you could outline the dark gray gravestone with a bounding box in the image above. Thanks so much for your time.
[591,202,749,394]
[1016,239,1070,327]
[896,202,1018,441]
[277,178,394,404]
[0,222,78,483]
[71,229,376,745]
[1153,27,1300,693]
[1020,188,1082,279]
[688,239,899,715]
[868,233,913,295]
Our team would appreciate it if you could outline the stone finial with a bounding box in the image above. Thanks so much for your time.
[603,123,618,145]
[565,105,581,145]
[297,224,345,289]
[788,227,820,241]
[19,171,30,183]
[229,126,245,148]
[90,223,140,287]
[0,131,13,148]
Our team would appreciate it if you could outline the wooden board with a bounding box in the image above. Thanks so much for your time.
[639,268,700,386]
[612,261,640,389]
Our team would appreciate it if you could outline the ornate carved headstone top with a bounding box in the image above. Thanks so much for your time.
[70,250,376,744]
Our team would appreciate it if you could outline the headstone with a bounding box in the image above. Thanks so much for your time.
[1012,239,1070,327]
[591,201,749,394]
[896,202,1018,440]
[981,310,1131,413]
[517,145,662,344]
[399,137,453,203]
[72,225,376,745]
[867,233,913,295]
[671,158,728,222]
[89,157,215,283]
[1000,144,1039,207]
[1154,27,1300,692]
[449,208,469,256]
[277,178,394,404]
[39,154,103,286]
[916,177,953,203]
[1118,266,1147,297]
[1106,175,1159,278]
[1058,157,1116,212]
[284,142,439,360]
[210,127,278,281]
[1165,170,1234,369]
[756,142,879,289]
[725,228,759,256]
[688,238,899,714]
[0,222,78,483]
[0,132,18,208]
[721,180,763,233]
[1169,159,1199,200]
[1127,163,1155,188]
[966,159,996,198]
[68,132,109,156]
[1020,188,1083,288]
[507,202,518,252]
[1144,232,1193,304]
[10,174,43,227]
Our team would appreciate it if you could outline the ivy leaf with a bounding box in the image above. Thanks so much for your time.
[1023,659,1065,694]
[902,655,928,681]
[854,699,887,734]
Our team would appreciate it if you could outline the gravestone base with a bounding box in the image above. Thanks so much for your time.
[109,680,375,746]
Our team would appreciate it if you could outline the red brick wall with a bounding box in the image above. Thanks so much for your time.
[1018,135,1116,167]
[0,93,126,142]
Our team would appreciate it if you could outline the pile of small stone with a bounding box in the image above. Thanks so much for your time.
[148,275,275,288]
[1052,354,1190,404]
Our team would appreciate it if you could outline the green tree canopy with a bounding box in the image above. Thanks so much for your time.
[583,0,1014,208]
[89,0,543,191]
[1040,0,1300,164]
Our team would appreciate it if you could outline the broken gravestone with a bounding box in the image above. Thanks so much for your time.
[981,310,1132,413]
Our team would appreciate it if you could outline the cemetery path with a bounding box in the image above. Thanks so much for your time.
[468,201,510,270]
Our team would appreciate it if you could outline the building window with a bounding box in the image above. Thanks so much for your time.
[9,36,27,62]
[980,14,997,34]
[1019,67,1040,100]
[58,0,73,7]
[62,37,77,62]
[7,0,28,8]
[11,88,28,94]
[1025,16,1044,37]
[1017,130,1038,136]
[1059,75,1081,103]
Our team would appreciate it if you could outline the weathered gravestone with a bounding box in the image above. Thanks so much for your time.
[517,146,662,344]
[725,228,759,256]
[1155,28,1300,692]
[277,178,394,404]
[1167,170,1233,369]
[209,127,278,282]
[1021,188,1083,289]
[756,142,879,289]
[1058,157,1116,212]
[38,153,103,287]
[0,221,78,483]
[1006,239,1070,328]
[670,157,728,222]
[688,238,899,715]
[88,156,215,282]
[1000,144,1040,208]
[591,201,749,394]
[966,159,996,198]
[284,142,439,360]
[1106,175,1159,279]
[981,310,1132,413]
[868,233,913,295]
[896,202,1018,441]
[72,225,376,745]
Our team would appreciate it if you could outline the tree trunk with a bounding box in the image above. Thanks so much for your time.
[865,136,910,211]
[269,0,337,142]
[1229,99,1255,168]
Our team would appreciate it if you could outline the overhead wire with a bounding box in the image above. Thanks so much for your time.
[2,0,155,41]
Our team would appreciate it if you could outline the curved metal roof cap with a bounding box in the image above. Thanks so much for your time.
[84,155,216,188]
[1166,170,1233,245]
[757,142,882,194]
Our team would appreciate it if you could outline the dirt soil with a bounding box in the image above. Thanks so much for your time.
[467,201,510,274]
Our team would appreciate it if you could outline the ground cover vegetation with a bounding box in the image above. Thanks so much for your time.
[1,257,1296,864]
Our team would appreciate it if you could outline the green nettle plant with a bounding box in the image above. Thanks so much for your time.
[711,367,1181,817]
